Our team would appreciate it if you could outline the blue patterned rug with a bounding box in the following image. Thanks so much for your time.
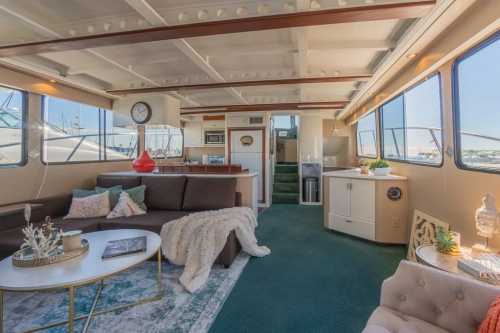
[4,254,249,333]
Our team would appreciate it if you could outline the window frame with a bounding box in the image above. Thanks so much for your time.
[452,31,500,175]
[380,72,444,168]
[356,111,378,159]
[41,95,138,165]
[144,125,184,159]
[0,85,28,168]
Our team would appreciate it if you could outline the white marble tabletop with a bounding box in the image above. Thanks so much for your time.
[0,229,161,291]
[322,168,407,180]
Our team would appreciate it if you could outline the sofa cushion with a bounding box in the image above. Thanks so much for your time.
[96,175,141,189]
[364,306,450,333]
[99,210,190,233]
[142,176,186,210]
[53,217,102,233]
[123,185,147,210]
[183,177,236,211]
[0,227,25,258]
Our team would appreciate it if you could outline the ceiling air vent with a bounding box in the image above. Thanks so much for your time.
[249,117,264,125]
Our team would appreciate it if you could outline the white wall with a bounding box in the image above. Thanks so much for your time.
[113,94,180,127]
[299,115,323,163]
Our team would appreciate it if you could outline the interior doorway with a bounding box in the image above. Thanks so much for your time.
[271,115,299,204]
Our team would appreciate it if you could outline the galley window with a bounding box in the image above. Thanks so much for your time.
[145,125,184,159]
[380,74,443,166]
[356,112,377,158]
[0,85,27,167]
[454,31,500,173]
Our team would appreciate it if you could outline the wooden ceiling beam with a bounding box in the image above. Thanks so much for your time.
[107,75,372,95]
[0,1,435,57]
[181,101,348,114]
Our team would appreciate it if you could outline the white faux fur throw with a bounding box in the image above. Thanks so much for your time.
[160,207,270,293]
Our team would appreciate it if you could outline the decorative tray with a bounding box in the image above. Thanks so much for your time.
[12,239,89,268]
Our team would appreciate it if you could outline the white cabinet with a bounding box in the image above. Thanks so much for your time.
[203,120,225,129]
[324,172,408,244]
[328,177,375,241]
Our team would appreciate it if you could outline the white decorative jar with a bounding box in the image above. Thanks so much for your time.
[372,167,391,176]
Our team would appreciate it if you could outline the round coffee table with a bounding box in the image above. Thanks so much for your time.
[415,244,474,279]
[0,229,162,333]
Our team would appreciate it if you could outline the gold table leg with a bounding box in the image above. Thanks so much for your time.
[68,286,75,333]
[157,249,163,296]
[4,251,164,333]
[0,289,4,333]
[82,280,103,333]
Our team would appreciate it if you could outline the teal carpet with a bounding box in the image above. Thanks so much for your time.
[210,204,405,333]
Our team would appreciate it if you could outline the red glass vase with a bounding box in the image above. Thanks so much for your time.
[132,151,156,173]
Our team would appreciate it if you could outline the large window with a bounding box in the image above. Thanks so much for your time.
[356,112,377,157]
[381,74,442,165]
[0,86,26,166]
[42,96,138,163]
[454,32,500,173]
[145,125,183,158]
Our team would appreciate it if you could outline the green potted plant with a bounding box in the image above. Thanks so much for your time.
[369,159,391,176]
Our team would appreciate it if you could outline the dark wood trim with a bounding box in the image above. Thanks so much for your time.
[107,75,372,95]
[228,127,266,204]
[181,101,348,115]
[0,1,435,57]
[203,115,225,121]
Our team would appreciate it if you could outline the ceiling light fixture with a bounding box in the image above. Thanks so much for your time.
[310,0,321,10]
[257,4,270,14]
[283,2,296,11]
[119,20,126,29]
[178,12,190,22]
[407,53,417,59]
[198,10,209,20]
[87,25,94,33]
[216,8,227,18]
[49,79,57,83]
[103,23,111,31]
[236,6,248,16]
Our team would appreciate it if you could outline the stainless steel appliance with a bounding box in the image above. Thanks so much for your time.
[204,130,225,145]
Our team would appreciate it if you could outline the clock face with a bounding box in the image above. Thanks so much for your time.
[130,102,152,124]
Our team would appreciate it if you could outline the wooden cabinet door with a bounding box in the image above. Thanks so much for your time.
[330,177,350,218]
[349,179,375,222]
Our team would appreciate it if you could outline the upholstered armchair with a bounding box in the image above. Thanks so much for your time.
[363,260,499,333]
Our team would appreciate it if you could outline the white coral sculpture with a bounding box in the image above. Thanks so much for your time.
[21,223,62,259]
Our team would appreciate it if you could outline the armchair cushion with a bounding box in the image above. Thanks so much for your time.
[363,306,449,333]
[375,260,499,333]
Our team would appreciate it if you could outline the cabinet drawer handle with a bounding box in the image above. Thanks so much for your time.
[345,219,353,223]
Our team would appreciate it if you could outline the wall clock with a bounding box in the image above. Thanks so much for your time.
[130,101,152,124]
[387,187,402,201]
[240,135,254,146]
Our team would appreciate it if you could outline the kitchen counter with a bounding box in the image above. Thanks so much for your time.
[101,171,258,178]
[323,168,407,180]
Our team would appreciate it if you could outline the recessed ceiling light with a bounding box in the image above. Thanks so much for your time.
[257,4,270,14]
[216,8,227,18]
[283,2,296,11]
[407,53,417,59]
[178,12,190,22]
[87,25,94,33]
[198,10,209,20]
[236,7,248,16]
[310,0,321,10]
[49,79,56,83]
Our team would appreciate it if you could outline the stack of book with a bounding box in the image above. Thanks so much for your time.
[458,253,500,285]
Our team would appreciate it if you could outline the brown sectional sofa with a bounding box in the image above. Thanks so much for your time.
[0,175,242,267]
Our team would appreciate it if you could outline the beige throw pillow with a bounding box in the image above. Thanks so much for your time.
[107,191,146,219]
[64,191,111,219]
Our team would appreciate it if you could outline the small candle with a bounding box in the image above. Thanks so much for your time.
[451,232,461,249]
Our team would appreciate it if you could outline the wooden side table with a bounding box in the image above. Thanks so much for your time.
[415,245,476,281]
